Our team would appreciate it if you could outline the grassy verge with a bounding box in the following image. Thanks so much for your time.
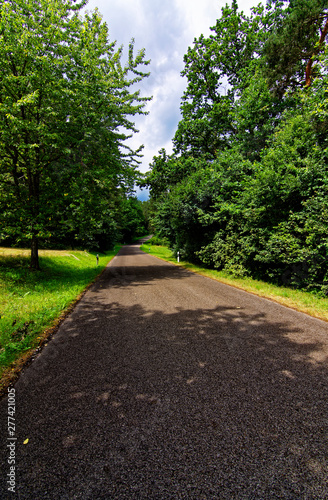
[0,246,121,392]
[140,243,328,322]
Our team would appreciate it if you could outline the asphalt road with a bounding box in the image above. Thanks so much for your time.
[1,241,328,499]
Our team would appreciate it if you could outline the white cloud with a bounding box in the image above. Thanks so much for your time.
[83,0,260,177]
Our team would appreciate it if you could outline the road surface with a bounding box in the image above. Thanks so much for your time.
[1,241,328,499]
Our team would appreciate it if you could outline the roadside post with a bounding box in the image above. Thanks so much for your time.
[177,251,180,263]
[96,254,99,266]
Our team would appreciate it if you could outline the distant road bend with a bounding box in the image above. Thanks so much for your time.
[1,240,328,499]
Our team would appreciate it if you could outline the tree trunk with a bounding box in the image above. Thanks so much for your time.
[30,233,40,270]
[305,16,328,87]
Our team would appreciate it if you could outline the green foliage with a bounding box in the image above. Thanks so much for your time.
[147,0,328,296]
[118,196,147,243]
[140,199,156,234]
[146,236,170,246]
[0,0,150,267]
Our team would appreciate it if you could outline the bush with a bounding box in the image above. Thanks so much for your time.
[147,235,170,246]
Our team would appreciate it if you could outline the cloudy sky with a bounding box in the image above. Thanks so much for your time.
[83,0,258,198]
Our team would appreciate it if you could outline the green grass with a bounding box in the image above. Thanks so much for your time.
[0,246,121,381]
[140,243,328,322]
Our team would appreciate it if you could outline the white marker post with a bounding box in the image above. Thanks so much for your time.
[177,251,180,263]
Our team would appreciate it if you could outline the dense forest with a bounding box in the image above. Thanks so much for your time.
[0,0,149,268]
[144,0,328,296]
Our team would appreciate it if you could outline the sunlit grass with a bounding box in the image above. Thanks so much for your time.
[0,246,121,380]
[141,243,328,322]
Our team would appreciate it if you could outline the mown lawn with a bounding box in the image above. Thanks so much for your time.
[0,246,121,387]
[141,243,328,323]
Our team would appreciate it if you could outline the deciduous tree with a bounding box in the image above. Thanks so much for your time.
[0,0,150,268]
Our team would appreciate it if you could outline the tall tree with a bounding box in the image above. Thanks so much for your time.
[0,0,150,268]
[173,1,273,158]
